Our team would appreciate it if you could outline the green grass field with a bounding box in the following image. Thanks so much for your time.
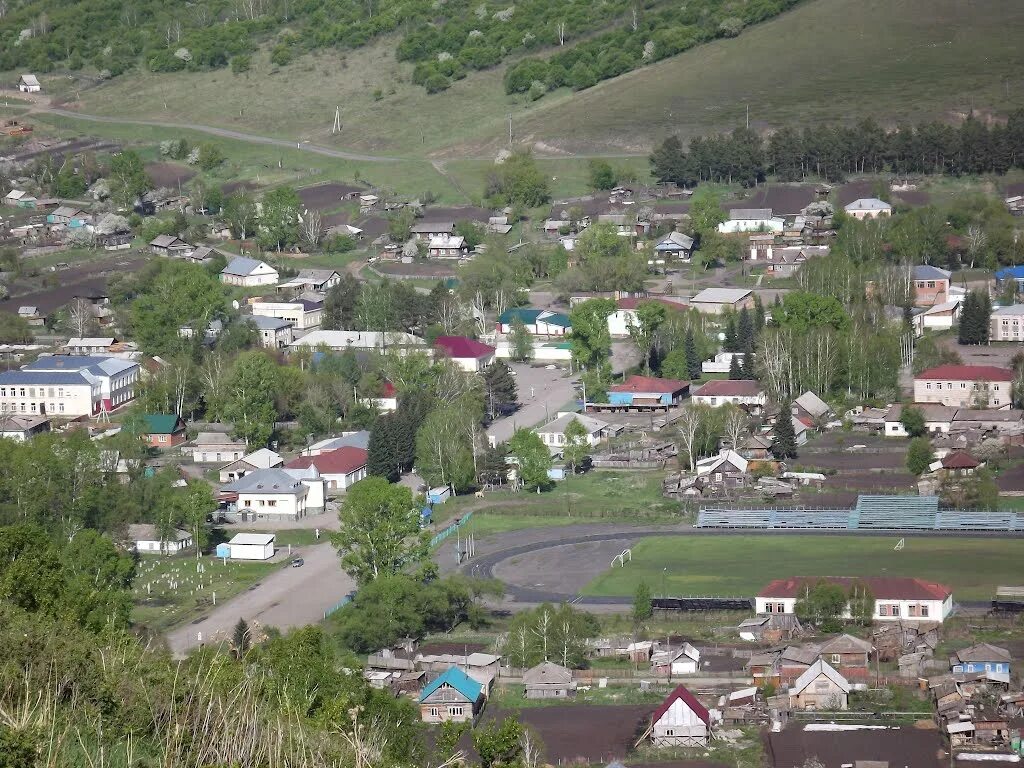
[582,535,1024,600]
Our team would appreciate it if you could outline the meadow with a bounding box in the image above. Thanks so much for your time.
[582,534,1024,601]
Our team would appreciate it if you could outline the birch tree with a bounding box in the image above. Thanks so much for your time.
[722,406,748,451]
[676,406,702,471]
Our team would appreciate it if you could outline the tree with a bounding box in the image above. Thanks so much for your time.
[772,401,798,459]
[367,415,401,482]
[128,260,228,356]
[588,159,617,190]
[485,150,550,207]
[774,291,850,333]
[676,405,703,471]
[569,298,615,370]
[906,437,934,475]
[847,581,874,626]
[322,274,362,330]
[231,618,251,659]
[223,191,258,240]
[508,429,551,491]
[728,355,742,379]
[900,405,927,438]
[482,361,518,422]
[224,352,279,447]
[414,403,477,493]
[627,301,667,375]
[689,188,726,234]
[509,316,534,362]
[562,417,591,475]
[722,406,748,450]
[632,581,653,625]
[109,150,150,209]
[940,467,999,510]
[474,717,524,768]
[683,328,702,380]
[332,477,428,584]
[958,289,992,345]
[258,186,301,250]
[794,580,847,632]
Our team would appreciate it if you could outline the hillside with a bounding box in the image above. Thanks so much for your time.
[37,0,1024,157]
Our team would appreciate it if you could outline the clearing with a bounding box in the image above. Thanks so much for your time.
[581,534,1024,601]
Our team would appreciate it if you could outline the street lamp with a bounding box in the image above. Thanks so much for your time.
[662,567,667,599]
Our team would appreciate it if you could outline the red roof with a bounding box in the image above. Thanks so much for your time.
[617,297,689,312]
[916,365,1014,382]
[758,576,951,601]
[286,446,367,475]
[652,685,709,726]
[609,375,689,394]
[434,335,497,360]
[695,379,762,397]
[381,379,396,398]
[941,450,980,469]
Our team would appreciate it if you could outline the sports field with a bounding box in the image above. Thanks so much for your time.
[581,535,1024,601]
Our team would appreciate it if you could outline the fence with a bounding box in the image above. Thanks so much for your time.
[323,593,354,620]
[430,511,474,549]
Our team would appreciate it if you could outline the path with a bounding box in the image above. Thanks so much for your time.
[34,106,401,163]
[165,542,354,657]
[486,362,578,444]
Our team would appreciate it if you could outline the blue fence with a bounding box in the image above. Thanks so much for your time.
[430,510,474,548]
[323,593,354,620]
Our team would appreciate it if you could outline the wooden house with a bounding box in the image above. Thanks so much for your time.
[650,685,711,747]
[522,661,576,700]
[418,666,483,724]
[818,634,873,670]
[788,660,849,711]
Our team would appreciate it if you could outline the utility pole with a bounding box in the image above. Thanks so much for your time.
[332,106,341,135]
[508,113,513,145]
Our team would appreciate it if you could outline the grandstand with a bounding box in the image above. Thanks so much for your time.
[696,495,1024,532]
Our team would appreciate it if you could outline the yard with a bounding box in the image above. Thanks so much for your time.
[581,534,1024,601]
[131,553,283,633]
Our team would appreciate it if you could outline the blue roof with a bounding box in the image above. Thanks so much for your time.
[912,265,949,280]
[497,307,571,328]
[24,355,109,370]
[996,265,1024,280]
[419,666,482,703]
[0,370,89,386]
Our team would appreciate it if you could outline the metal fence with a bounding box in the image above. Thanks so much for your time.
[323,593,354,620]
[430,511,474,548]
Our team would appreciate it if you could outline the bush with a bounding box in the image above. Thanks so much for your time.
[569,61,597,90]
[230,54,250,74]
[196,143,225,171]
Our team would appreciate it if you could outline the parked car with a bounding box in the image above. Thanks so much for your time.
[291,558,304,568]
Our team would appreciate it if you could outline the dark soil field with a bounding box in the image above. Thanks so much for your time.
[484,704,653,763]
[371,261,456,278]
[221,179,260,195]
[297,182,364,211]
[145,162,195,189]
[731,184,817,216]
[996,462,1024,492]
[764,724,943,768]
[421,206,492,223]
[826,471,917,492]
[0,255,146,315]
[799,449,908,471]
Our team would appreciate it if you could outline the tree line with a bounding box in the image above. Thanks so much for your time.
[651,113,1024,187]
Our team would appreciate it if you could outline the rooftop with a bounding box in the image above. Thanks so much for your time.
[228,533,275,546]
[652,684,709,726]
[609,375,689,394]
[759,576,951,601]
[419,666,483,703]
[222,468,309,495]
[695,379,762,397]
[286,446,368,475]
[434,335,496,360]
[916,364,1014,382]
[691,287,753,304]
[845,197,892,211]
[729,208,773,220]
[223,256,274,276]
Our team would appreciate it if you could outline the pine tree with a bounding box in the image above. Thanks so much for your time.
[958,291,975,345]
[772,399,798,459]
[684,328,701,379]
[482,361,518,421]
[723,315,738,352]
[728,355,742,380]
[741,351,755,379]
[738,307,754,353]
[753,294,766,335]
[367,415,400,482]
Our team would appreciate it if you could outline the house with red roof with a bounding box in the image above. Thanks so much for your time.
[600,375,689,411]
[756,576,953,623]
[933,450,982,477]
[913,365,1014,408]
[691,379,767,412]
[360,379,398,413]
[285,446,367,491]
[650,685,711,746]
[433,336,497,372]
[608,297,689,336]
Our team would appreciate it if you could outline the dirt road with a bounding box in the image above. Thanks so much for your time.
[165,542,354,657]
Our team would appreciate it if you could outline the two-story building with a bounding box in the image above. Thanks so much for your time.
[251,299,323,330]
[912,265,951,307]
[913,365,1014,408]
[844,198,892,220]
[0,355,139,417]
[250,316,294,348]
[991,305,1024,341]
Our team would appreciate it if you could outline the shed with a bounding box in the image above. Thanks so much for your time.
[522,661,576,699]
[226,532,275,560]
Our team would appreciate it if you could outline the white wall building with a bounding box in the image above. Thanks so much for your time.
[0,355,139,417]
[251,299,323,330]
[756,576,953,622]
[189,432,247,463]
[718,208,784,234]
[226,533,275,560]
[221,468,317,519]
[220,257,279,287]
[128,524,193,555]
[250,315,294,348]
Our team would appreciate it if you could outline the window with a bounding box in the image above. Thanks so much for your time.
[665,729,674,736]
[449,706,464,716]
[926,383,932,390]
[815,681,830,692]
[429,707,438,717]
[159,435,168,443]
[830,654,841,664]
[920,605,929,617]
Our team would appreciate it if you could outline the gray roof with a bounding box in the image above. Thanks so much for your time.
[537,412,610,435]
[194,431,246,447]
[410,221,453,233]
[691,288,752,304]
[913,264,950,281]
[992,304,1024,316]
[24,355,137,378]
[296,269,340,282]
[819,633,873,655]
[222,256,271,276]
[953,643,1011,663]
[791,660,850,695]
[655,231,695,251]
[310,431,371,452]
[250,315,292,330]
[127,524,190,542]
[0,370,90,386]
[20,74,40,87]
[794,391,831,419]
[221,468,308,495]
[729,208,773,220]
[522,661,574,686]
[845,197,891,211]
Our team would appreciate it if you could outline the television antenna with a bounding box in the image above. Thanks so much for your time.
[894,538,905,551]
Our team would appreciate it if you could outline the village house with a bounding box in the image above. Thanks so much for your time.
[250,316,294,349]
[0,355,139,417]
[990,304,1024,341]
[220,467,325,520]
[911,264,952,307]
[601,375,689,411]
[276,269,342,293]
[141,413,187,447]
[18,74,41,92]
[47,205,93,229]
[883,404,958,436]
[652,231,695,264]
[950,644,1012,676]
[359,380,399,413]
[788,660,850,710]
[522,661,576,699]
[127,524,192,555]
[433,336,496,372]
[689,287,754,314]
[418,666,484,724]
[844,198,892,220]
[427,234,469,259]
[535,412,620,450]
[691,379,766,411]
[218,448,285,483]
[285,446,368,492]
[149,234,194,257]
[792,391,832,425]
[187,432,247,464]
[608,297,689,337]
[183,245,220,265]
[303,431,370,457]
[650,685,711,747]
[0,414,50,441]
[739,434,773,460]
[251,298,323,330]
[651,643,701,676]
[756,576,954,622]
[818,634,873,670]
[289,330,426,354]
[695,450,749,489]
[496,308,571,336]
[913,365,1014,408]
[410,221,454,241]
[913,300,961,336]
[220,257,279,287]
[718,208,784,234]
[64,337,119,355]
[930,450,981,477]
[4,190,36,208]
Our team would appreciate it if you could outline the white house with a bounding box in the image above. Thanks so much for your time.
[913,300,961,337]
[652,643,701,675]
[718,208,784,234]
[250,315,294,348]
[0,414,50,441]
[0,355,139,417]
[220,257,279,287]
[652,231,695,264]
[128,523,193,554]
[650,685,711,747]
[608,297,689,337]
[284,446,368,491]
[689,288,754,315]
[226,532,275,560]
[701,352,746,374]
[844,198,892,220]
[18,74,41,93]
[358,381,399,413]
[218,448,284,483]
[251,299,323,330]
[788,660,850,710]
[756,576,953,622]
[276,269,342,293]
[433,336,496,372]
[189,432,247,463]
[535,412,619,451]
[289,330,426,353]
[221,468,320,520]
[691,379,766,410]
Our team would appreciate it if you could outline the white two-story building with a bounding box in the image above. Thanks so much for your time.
[0,355,139,417]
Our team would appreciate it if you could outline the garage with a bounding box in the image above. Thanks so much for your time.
[226,533,275,561]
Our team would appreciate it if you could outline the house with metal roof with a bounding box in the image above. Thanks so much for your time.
[251,298,323,330]
[276,269,342,293]
[149,234,194,257]
[950,643,1012,676]
[18,74,41,92]
[718,208,784,234]
[0,355,139,417]
[689,287,754,314]
[913,365,1014,408]
[535,411,620,452]
[756,576,953,623]
[219,467,324,520]
[433,335,496,372]
[522,661,576,699]
[220,257,279,287]
[604,375,689,410]
[285,446,367,491]
[496,308,571,336]
[789,660,850,710]
[418,666,484,723]
[218,448,284,483]
[128,523,193,555]
[141,413,187,447]
[649,685,710,746]
[653,231,695,264]
[249,315,294,348]
[844,197,892,220]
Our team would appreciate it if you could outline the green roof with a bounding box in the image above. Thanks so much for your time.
[143,414,183,434]
[498,307,571,328]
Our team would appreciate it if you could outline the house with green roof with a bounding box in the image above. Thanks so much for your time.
[418,666,484,723]
[141,414,187,448]
[496,308,571,336]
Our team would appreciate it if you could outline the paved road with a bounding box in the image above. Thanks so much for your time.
[165,542,354,657]
[37,107,400,163]
[486,362,579,444]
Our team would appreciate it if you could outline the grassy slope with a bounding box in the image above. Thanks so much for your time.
[71,0,1024,158]
[582,535,1024,600]
[514,0,1024,153]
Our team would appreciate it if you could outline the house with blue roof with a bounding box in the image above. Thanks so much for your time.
[995,265,1024,294]
[496,308,571,336]
[418,666,484,723]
